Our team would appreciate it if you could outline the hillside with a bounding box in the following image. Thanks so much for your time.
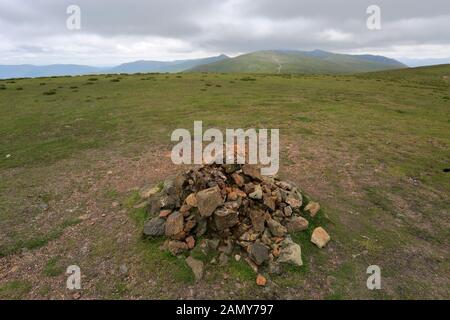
[110,54,229,73]
[189,50,407,74]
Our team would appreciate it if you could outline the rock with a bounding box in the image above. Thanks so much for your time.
[311,227,330,248]
[286,216,309,232]
[196,186,224,217]
[223,164,241,174]
[186,236,196,249]
[184,219,197,233]
[167,240,188,255]
[219,252,229,266]
[263,194,276,211]
[143,217,166,237]
[73,292,81,300]
[231,173,245,187]
[194,219,207,237]
[133,201,147,209]
[249,209,266,233]
[249,243,269,265]
[267,219,287,237]
[147,195,163,215]
[185,193,198,207]
[256,274,267,286]
[286,197,302,209]
[186,256,204,282]
[278,240,303,266]
[165,212,184,237]
[140,186,160,199]
[242,165,262,181]
[245,257,259,273]
[159,209,172,218]
[119,264,128,275]
[305,201,320,217]
[249,184,263,200]
[283,206,293,217]
[163,176,182,195]
[160,194,179,210]
[268,261,282,275]
[214,207,239,230]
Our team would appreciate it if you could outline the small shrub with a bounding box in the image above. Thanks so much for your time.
[43,90,56,95]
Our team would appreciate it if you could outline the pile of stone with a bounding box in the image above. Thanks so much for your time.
[141,163,330,285]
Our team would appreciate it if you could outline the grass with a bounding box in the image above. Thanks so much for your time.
[0,218,81,257]
[42,256,65,277]
[0,65,449,299]
[0,281,32,299]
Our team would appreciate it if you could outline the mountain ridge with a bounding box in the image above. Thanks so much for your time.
[0,51,407,78]
[188,50,407,74]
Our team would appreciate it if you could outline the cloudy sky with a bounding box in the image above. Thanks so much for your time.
[0,0,449,65]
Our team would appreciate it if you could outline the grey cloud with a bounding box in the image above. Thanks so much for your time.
[0,0,449,64]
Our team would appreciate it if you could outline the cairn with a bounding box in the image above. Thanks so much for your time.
[141,163,330,284]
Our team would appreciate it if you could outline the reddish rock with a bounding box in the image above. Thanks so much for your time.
[256,274,267,286]
[311,227,330,248]
[305,202,320,217]
[186,236,196,249]
[286,216,309,232]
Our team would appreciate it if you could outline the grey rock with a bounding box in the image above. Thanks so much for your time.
[186,256,204,282]
[267,218,287,237]
[214,207,239,230]
[249,243,270,265]
[143,217,166,237]
[278,239,303,266]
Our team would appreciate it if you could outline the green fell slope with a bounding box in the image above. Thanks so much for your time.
[189,50,407,74]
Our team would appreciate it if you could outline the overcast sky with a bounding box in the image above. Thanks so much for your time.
[0,0,449,65]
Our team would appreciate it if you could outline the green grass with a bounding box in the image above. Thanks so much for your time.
[42,256,65,277]
[0,65,449,299]
[0,218,81,257]
[0,280,32,299]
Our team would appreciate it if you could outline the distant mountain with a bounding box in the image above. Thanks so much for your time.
[188,50,407,74]
[111,54,229,73]
[0,64,105,79]
[0,51,407,78]
[0,54,229,79]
